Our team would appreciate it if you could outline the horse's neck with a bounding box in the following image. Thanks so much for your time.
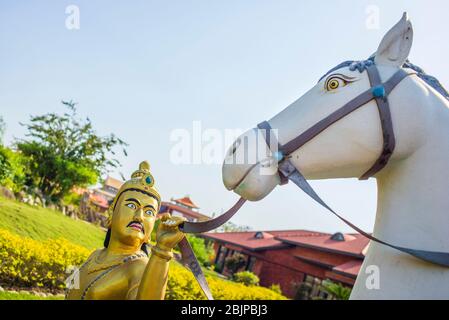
[351,93,449,299]
[373,94,449,252]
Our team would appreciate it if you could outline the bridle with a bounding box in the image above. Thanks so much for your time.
[261,63,403,181]
[177,63,449,300]
[255,64,449,268]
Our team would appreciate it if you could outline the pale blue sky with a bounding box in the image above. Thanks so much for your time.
[1,1,448,233]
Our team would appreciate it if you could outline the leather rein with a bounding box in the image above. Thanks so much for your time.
[177,64,449,300]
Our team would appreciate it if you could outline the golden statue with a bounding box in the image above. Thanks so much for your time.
[65,161,186,300]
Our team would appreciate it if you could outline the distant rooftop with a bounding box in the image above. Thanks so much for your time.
[89,193,109,209]
[277,232,369,257]
[104,176,123,191]
[332,260,363,278]
[171,196,200,209]
[202,229,369,257]
[201,230,327,251]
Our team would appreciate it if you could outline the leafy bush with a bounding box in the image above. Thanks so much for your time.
[167,263,286,300]
[0,229,91,290]
[185,235,214,267]
[232,271,260,286]
[321,280,351,300]
[225,252,247,275]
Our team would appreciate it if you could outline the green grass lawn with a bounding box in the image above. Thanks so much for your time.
[0,197,105,249]
[0,291,63,300]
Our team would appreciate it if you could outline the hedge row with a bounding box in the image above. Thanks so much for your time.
[0,229,90,289]
[0,229,286,299]
[167,263,286,300]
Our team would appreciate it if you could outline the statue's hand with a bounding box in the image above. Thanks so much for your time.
[155,213,186,251]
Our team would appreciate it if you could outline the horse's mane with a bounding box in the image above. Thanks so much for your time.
[319,56,449,101]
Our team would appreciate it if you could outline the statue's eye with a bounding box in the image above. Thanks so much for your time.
[126,203,137,210]
[325,76,348,91]
[145,210,155,217]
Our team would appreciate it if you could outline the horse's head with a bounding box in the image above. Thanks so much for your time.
[222,13,425,201]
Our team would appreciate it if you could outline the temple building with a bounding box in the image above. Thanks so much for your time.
[78,176,124,225]
[159,196,210,222]
[200,230,369,299]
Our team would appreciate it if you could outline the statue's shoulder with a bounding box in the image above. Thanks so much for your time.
[88,248,103,261]
[123,252,149,280]
[81,248,102,267]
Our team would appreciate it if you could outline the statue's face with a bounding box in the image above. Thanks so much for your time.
[110,190,158,249]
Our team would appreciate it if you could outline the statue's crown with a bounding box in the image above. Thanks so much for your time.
[108,161,161,216]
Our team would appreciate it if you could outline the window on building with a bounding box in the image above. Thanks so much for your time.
[254,232,264,239]
[330,232,345,241]
[214,246,228,273]
[246,256,256,272]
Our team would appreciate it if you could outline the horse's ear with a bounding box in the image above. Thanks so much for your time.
[375,12,413,67]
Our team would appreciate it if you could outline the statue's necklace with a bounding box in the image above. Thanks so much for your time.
[87,250,140,274]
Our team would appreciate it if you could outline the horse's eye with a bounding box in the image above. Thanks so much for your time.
[126,203,137,210]
[325,76,347,91]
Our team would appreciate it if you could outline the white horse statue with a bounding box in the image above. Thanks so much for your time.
[221,13,449,299]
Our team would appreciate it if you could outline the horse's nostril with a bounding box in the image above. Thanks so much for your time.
[230,138,241,156]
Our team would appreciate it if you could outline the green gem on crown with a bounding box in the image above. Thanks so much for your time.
[145,176,152,184]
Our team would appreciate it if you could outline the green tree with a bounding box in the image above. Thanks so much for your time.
[0,146,11,183]
[0,146,27,193]
[0,116,27,192]
[16,100,127,204]
[215,221,251,232]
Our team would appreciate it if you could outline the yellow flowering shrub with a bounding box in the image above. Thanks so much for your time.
[0,229,286,299]
[0,229,90,289]
[167,262,287,300]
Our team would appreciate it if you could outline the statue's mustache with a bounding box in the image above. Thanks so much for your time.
[126,220,144,233]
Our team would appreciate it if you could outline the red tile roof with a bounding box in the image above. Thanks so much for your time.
[89,193,109,209]
[277,233,369,257]
[160,201,210,221]
[332,260,363,277]
[202,231,287,251]
[172,196,199,209]
[269,230,328,238]
[203,229,369,257]
[202,230,323,251]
